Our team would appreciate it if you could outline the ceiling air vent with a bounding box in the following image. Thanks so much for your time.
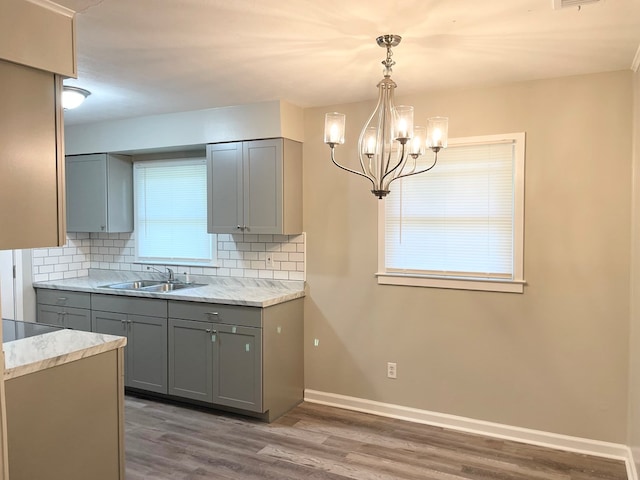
[553,0,600,9]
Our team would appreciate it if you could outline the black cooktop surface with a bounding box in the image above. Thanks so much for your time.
[2,319,63,343]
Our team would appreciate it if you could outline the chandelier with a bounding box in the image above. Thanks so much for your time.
[324,34,448,199]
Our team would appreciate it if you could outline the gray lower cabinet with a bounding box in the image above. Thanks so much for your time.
[168,318,213,403]
[91,294,168,394]
[168,311,262,411]
[35,289,91,331]
[168,298,302,421]
[212,323,262,412]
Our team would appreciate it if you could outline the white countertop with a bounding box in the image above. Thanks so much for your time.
[33,270,306,308]
[4,329,126,380]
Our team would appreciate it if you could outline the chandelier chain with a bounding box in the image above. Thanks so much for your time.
[382,44,395,72]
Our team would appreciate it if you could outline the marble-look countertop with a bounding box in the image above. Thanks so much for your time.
[4,329,126,380]
[33,270,306,308]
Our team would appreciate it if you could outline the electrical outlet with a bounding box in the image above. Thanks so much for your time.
[387,362,397,379]
[266,253,274,268]
[313,338,320,347]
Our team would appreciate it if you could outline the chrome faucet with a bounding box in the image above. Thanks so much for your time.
[147,265,176,283]
[166,267,175,283]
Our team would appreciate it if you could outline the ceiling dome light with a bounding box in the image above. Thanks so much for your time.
[62,86,91,109]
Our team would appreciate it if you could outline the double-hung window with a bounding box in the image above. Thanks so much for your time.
[378,132,525,293]
[134,158,216,266]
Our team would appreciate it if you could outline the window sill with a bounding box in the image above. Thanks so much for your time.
[375,272,525,293]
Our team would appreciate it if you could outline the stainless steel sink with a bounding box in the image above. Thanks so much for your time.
[103,280,164,290]
[101,280,205,292]
[138,282,205,292]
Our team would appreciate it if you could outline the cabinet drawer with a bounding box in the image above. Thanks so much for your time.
[168,301,261,328]
[92,293,167,317]
[36,289,91,309]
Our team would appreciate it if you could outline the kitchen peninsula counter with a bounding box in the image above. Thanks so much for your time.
[4,327,126,380]
[3,322,126,480]
[33,270,305,307]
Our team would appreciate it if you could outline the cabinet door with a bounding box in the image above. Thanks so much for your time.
[66,154,108,232]
[243,139,283,234]
[127,314,168,394]
[168,318,213,403]
[91,310,129,384]
[36,304,63,327]
[62,307,91,332]
[212,324,262,412]
[0,60,64,249]
[91,310,128,337]
[207,142,244,234]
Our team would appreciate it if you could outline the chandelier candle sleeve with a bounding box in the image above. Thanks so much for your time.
[427,116,448,150]
[324,113,345,145]
[409,126,427,156]
[323,34,449,199]
[393,106,413,141]
[363,127,377,156]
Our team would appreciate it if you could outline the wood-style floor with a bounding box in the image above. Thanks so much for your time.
[125,395,628,480]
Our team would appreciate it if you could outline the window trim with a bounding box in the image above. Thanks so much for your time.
[376,132,526,293]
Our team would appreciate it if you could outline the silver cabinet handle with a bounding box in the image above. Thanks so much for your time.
[205,328,211,333]
[207,312,219,317]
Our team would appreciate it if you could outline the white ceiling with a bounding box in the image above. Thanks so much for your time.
[56,0,640,126]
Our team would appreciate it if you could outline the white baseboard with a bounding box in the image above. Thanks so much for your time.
[304,389,637,480]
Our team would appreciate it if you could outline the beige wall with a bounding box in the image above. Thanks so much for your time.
[303,70,633,443]
[629,68,640,465]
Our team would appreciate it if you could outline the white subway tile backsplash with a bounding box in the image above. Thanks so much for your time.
[281,262,295,271]
[244,269,259,278]
[32,231,306,282]
[258,270,274,279]
[289,252,304,262]
[244,251,258,261]
[281,243,297,253]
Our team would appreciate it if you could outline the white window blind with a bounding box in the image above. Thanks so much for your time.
[134,158,215,266]
[381,133,525,291]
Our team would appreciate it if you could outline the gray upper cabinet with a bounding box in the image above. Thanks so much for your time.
[66,153,133,233]
[207,138,302,235]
